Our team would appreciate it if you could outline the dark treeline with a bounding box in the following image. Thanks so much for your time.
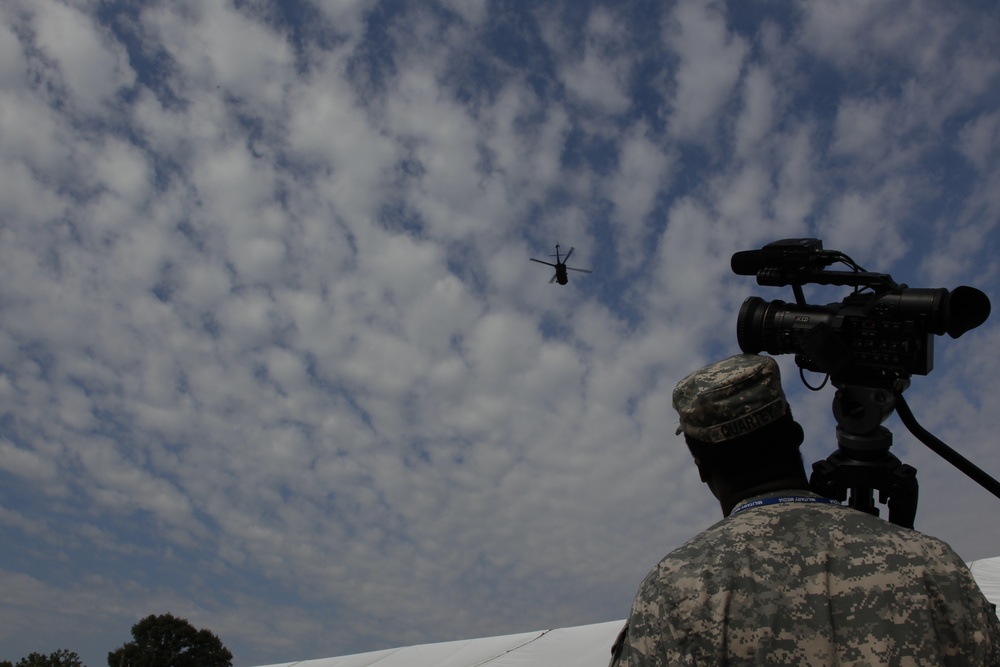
[2,613,233,667]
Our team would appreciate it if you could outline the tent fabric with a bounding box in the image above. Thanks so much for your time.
[254,627,573,667]
[254,623,623,667]
[255,557,1000,667]
[970,557,1000,609]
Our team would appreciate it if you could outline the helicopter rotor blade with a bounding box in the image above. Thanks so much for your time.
[564,246,575,262]
[567,267,592,274]
[549,274,558,284]
[531,258,557,268]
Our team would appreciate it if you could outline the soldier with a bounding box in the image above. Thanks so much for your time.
[611,353,1000,666]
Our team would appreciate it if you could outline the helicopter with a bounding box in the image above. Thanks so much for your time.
[530,244,592,285]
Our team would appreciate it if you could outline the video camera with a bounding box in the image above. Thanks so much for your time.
[732,238,990,386]
[731,238,998,526]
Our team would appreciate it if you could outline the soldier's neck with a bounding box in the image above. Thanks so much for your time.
[717,476,812,517]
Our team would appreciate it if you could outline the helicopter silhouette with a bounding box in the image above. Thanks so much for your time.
[530,244,592,285]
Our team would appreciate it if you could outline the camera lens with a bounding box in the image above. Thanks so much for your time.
[737,296,770,353]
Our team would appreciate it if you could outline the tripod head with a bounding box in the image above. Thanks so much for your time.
[809,382,918,527]
[806,373,1000,526]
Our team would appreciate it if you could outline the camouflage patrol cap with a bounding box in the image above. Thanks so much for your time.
[672,354,788,443]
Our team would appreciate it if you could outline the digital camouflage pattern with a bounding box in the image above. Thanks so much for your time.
[611,493,1000,666]
[672,354,788,443]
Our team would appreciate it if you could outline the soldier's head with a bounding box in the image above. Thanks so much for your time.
[672,354,807,503]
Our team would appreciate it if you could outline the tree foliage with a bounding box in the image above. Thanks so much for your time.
[4,650,85,667]
[106,613,232,667]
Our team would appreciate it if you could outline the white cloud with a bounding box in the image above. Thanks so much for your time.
[555,7,633,116]
[0,12,28,91]
[646,196,743,333]
[289,65,396,173]
[772,123,818,231]
[0,159,65,227]
[713,162,771,227]
[384,63,495,239]
[797,0,887,68]
[0,437,58,482]
[2,2,999,666]
[734,66,776,160]
[820,185,910,267]
[30,0,135,114]
[485,81,572,207]
[439,0,489,26]
[960,110,1000,172]
[830,97,891,161]
[0,88,76,181]
[799,0,999,137]
[664,0,748,142]
[607,124,674,271]
[142,0,293,107]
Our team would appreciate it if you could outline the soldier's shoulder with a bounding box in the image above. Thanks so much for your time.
[636,520,735,590]
[832,505,965,560]
[641,503,968,587]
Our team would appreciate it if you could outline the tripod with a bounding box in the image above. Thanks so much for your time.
[810,381,1000,528]
[810,384,918,527]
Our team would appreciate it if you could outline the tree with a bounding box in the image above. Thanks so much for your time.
[13,650,85,667]
[107,613,232,667]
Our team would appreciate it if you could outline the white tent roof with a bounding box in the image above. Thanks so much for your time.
[255,621,623,667]
[970,557,1000,607]
[255,557,1000,667]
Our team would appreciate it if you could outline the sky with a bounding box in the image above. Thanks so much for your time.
[1,0,999,665]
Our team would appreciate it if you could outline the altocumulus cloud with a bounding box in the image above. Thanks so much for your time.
[0,1,999,666]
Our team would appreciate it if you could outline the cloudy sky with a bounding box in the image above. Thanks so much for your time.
[1,0,999,665]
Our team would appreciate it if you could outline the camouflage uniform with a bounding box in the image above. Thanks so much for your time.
[611,354,1000,666]
[612,495,1000,666]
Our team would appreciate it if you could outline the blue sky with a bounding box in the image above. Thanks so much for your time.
[1,1,999,666]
